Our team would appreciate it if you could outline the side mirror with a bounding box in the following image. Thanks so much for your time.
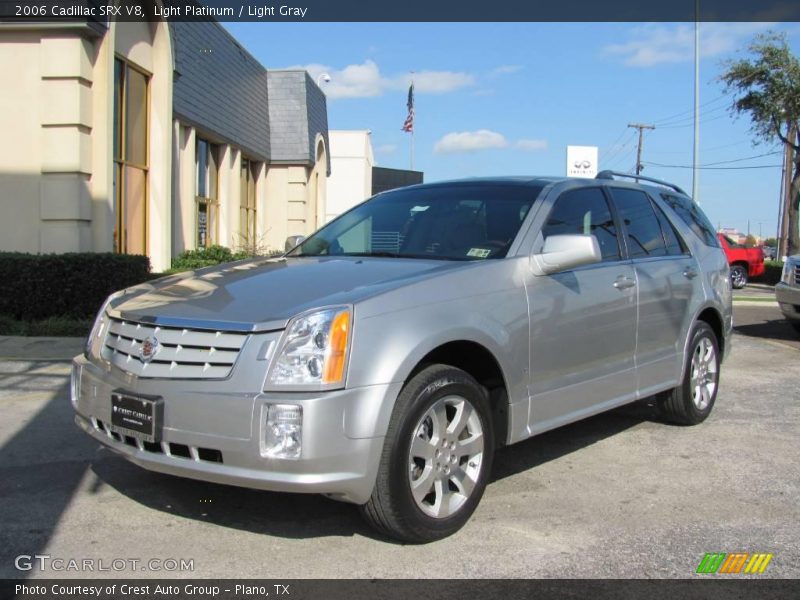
[285,235,305,252]
[532,234,601,275]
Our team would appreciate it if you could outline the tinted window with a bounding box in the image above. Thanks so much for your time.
[542,188,621,262]
[652,199,689,256]
[661,193,720,247]
[610,188,667,259]
[291,184,541,261]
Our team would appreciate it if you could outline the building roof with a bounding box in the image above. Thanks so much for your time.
[169,21,271,161]
[169,22,328,169]
[267,70,331,173]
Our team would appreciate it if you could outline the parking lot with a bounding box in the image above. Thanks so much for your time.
[0,299,798,579]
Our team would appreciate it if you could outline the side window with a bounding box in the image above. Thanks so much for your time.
[661,193,720,248]
[652,199,689,256]
[542,187,621,262]
[610,188,667,259]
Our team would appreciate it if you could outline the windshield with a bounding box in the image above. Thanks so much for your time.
[290,184,542,261]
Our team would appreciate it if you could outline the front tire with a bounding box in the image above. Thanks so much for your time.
[658,321,720,425]
[361,364,494,543]
[730,264,748,289]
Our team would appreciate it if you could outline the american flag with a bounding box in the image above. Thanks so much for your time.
[402,83,414,132]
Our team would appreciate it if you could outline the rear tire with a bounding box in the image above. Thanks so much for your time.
[730,264,748,289]
[658,321,720,425]
[360,364,494,543]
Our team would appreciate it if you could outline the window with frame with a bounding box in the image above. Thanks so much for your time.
[113,58,149,255]
[610,188,670,258]
[542,187,621,262]
[660,192,720,248]
[240,159,258,246]
[651,197,690,256]
[195,138,219,248]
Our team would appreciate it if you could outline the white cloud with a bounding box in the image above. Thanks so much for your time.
[603,22,773,67]
[434,130,509,154]
[288,60,474,99]
[516,139,548,151]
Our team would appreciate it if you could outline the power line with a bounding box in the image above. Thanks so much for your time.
[658,113,729,130]
[651,91,732,126]
[700,151,782,166]
[602,129,637,164]
[654,102,730,128]
[643,161,782,170]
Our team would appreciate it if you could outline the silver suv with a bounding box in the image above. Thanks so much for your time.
[777,255,800,334]
[72,172,732,542]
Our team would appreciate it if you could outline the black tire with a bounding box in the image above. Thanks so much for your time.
[791,321,800,336]
[730,264,748,289]
[360,364,494,543]
[658,321,720,425]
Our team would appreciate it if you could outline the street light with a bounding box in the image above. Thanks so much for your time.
[316,73,331,86]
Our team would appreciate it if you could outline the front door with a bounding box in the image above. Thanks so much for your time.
[526,186,637,435]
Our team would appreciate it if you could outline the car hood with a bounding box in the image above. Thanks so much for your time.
[109,256,465,331]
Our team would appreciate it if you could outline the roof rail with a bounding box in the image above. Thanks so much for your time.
[595,170,688,197]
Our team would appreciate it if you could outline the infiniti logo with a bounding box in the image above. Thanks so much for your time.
[140,337,159,363]
[574,159,592,169]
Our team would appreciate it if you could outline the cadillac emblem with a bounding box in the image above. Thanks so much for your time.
[140,336,159,363]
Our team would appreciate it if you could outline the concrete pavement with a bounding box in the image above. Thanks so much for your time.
[0,324,797,579]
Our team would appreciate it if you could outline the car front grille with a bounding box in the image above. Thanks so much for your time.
[101,316,248,379]
[794,264,800,284]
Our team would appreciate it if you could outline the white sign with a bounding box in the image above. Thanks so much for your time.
[566,145,599,178]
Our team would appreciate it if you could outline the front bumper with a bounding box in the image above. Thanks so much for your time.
[776,282,800,323]
[71,354,402,504]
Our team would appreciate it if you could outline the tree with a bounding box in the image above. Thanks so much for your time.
[763,237,778,247]
[744,234,758,247]
[719,32,800,256]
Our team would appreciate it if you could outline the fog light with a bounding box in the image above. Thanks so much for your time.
[263,404,302,459]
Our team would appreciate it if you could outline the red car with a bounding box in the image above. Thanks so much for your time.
[717,234,765,289]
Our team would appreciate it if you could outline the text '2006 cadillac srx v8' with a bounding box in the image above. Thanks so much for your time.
[72,171,732,542]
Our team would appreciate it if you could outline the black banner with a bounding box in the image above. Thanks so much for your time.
[1,0,800,23]
[2,579,800,600]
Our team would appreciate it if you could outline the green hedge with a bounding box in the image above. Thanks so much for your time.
[169,245,249,272]
[0,252,151,321]
[753,260,784,286]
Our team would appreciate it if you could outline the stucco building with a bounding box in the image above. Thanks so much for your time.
[326,130,423,223]
[0,18,329,271]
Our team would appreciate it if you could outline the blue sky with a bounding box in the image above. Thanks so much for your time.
[226,22,800,240]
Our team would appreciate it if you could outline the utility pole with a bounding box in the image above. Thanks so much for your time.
[779,122,796,259]
[692,1,700,203]
[628,123,655,175]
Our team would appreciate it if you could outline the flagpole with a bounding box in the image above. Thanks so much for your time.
[410,73,415,171]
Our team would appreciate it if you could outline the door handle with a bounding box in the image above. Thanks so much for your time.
[613,276,636,290]
[683,267,698,279]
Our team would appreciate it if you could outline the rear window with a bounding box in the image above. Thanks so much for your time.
[660,193,720,248]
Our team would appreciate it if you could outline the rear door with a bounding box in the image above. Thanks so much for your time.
[607,187,699,395]
[526,186,638,434]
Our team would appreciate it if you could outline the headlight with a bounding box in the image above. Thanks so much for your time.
[781,260,794,284]
[266,306,351,391]
[84,291,124,359]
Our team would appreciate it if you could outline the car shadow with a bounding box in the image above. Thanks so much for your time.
[92,399,665,543]
[734,319,799,344]
[0,363,97,578]
[492,399,663,482]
